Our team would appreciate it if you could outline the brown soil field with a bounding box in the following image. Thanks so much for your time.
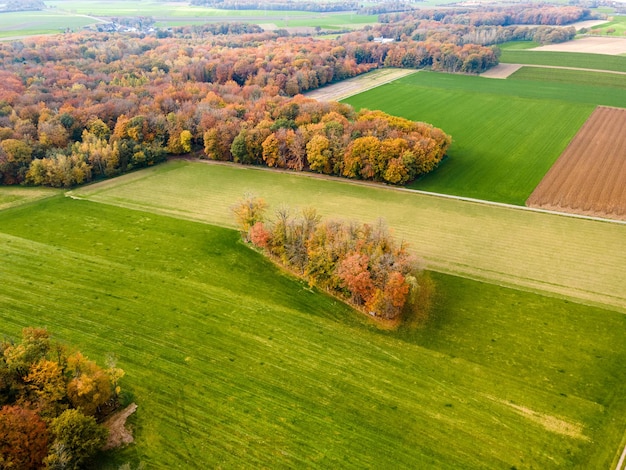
[526,106,626,221]
[480,63,523,79]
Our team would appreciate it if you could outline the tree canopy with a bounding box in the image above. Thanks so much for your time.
[0,327,123,468]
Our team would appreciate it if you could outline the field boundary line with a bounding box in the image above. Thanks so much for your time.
[616,441,626,470]
[525,64,626,76]
[180,158,626,226]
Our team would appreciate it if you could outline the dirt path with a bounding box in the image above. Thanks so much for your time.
[102,403,138,450]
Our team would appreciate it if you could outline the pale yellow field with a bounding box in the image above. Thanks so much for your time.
[73,160,626,313]
[0,187,60,210]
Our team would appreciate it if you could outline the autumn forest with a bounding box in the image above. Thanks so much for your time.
[0,4,591,188]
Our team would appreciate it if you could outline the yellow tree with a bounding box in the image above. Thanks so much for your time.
[66,353,112,417]
[231,193,268,242]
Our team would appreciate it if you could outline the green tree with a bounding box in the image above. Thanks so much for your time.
[45,409,107,470]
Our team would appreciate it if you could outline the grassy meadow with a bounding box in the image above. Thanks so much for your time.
[510,66,626,90]
[72,161,626,314]
[1,190,625,469]
[0,186,59,210]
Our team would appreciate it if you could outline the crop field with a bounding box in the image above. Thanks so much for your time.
[1,192,625,469]
[72,161,626,313]
[0,11,99,38]
[499,49,626,72]
[510,66,626,90]
[343,70,626,204]
[46,0,311,17]
[343,71,596,204]
[527,106,626,220]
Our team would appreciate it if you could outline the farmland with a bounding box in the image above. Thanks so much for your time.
[499,49,626,72]
[1,188,626,468]
[72,161,626,313]
[1,5,626,468]
[510,66,626,90]
[527,106,626,220]
[343,72,595,204]
[341,67,626,204]
[0,11,100,38]
[44,1,378,30]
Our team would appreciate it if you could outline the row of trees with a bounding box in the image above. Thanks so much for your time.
[380,6,595,27]
[0,327,124,469]
[233,196,431,321]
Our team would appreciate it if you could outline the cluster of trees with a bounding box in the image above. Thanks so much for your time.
[233,196,430,321]
[210,98,451,184]
[0,327,124,469]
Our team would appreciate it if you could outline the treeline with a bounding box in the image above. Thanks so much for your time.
[0,328,124,469]
[381,5,594,27]
[369,4,593,45]
[233,196,431,321]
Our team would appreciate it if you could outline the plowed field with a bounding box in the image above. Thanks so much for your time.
[527,106,626,220]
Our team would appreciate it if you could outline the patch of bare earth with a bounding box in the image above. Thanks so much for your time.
[527,106,626,221]
[532,37,626,55]
[102,403,138,450]
[303,68,418,102]
[484,395,588,440]
[480,63,523,79]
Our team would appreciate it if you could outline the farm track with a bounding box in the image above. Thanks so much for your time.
[72,160,626,314]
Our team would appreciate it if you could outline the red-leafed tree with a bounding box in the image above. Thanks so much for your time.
[0,405,49,470]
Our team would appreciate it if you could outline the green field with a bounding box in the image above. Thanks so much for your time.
[510,66,626,89]
[0,187,59,210]
[0,11,99,38]
[342,70,626,204]
[1,188,625,468]
[589,15,626,36]
[45,0,377,30]
[71,161,626,314]
[499,49,626,72]
[343,71,595,204]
